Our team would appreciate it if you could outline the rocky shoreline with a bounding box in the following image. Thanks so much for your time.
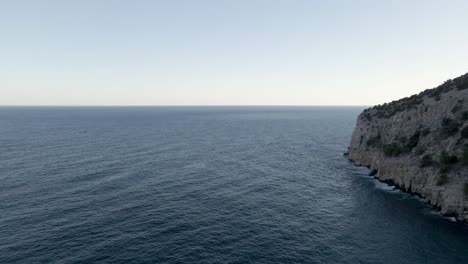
[348,159,463,222]
[348,72,468,223]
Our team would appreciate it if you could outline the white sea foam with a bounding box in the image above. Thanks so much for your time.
[373,180,396,191]
[447,217,457,222]
[426,208,458,222]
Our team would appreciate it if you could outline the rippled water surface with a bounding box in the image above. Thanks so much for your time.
[1,107,468,264]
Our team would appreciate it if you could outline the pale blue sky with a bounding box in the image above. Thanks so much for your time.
[1,0,468,106]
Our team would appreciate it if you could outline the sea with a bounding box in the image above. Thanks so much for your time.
[1,106,468,264]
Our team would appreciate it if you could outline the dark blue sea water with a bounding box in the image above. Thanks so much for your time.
[1,107,468,264]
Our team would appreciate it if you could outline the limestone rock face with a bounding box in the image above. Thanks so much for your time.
[349,73,468,223]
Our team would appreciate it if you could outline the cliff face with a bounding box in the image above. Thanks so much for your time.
[349,73,468,223]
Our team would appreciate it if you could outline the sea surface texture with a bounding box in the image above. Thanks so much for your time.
[1,107,468,264]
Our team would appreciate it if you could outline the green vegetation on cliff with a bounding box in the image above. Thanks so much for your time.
[366,73,468,119]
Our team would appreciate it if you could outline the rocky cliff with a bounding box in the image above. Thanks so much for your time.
[348,72,468,223]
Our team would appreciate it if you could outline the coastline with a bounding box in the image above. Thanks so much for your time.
[347,157,467,224]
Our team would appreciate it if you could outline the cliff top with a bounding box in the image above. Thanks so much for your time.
[363,72,468,119]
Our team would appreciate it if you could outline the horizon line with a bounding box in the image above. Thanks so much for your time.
[0,104,369,107]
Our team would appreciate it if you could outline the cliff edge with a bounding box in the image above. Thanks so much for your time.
[349,72,468,223]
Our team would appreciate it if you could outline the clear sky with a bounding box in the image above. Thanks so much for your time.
[1,0,468,106]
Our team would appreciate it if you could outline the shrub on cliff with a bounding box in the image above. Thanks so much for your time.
[461,126,468,139]
[437,174,449,186]
[407,130,420,149]
[421,128,431,137]
[440,164,451,173]
[362,112,372,121]
[456,78,468,90]
[415,146,426,155]
[463,146,468,165]
[383,143,403,156]
[398,136,408,144]
[451,104,463,114]
[420,154,434,167]
[366,134,381,147]
[440,151,462,171]
[462,111,468,121]
[441,118,461,136]
[440,150,459,164]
